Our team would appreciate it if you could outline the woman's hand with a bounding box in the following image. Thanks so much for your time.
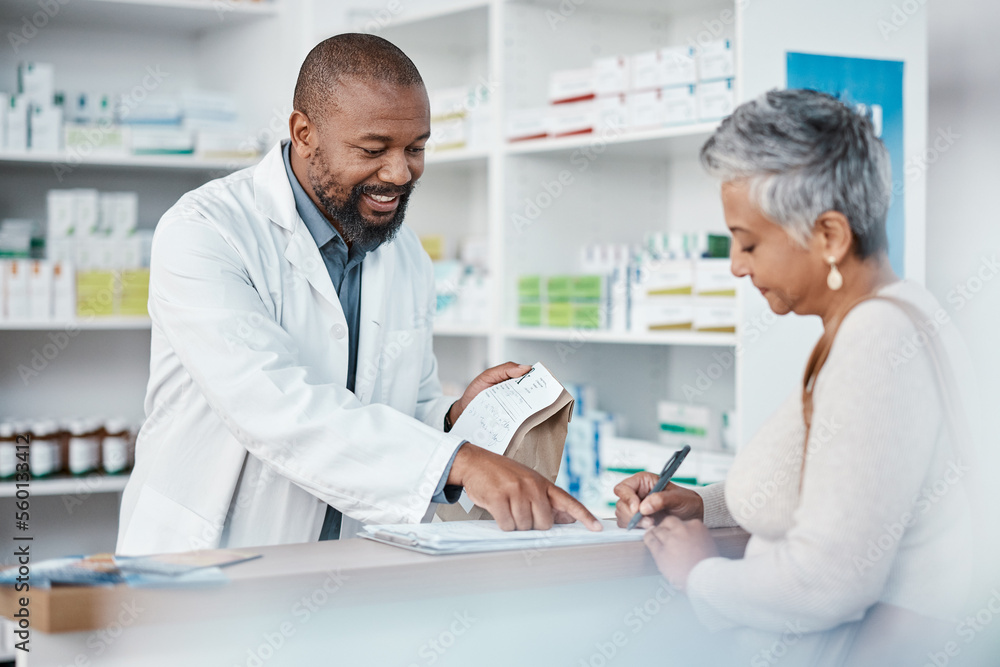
[614,473,705,528]
[644,517,719,591]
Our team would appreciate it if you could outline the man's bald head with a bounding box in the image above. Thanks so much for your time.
[293,33,424,123]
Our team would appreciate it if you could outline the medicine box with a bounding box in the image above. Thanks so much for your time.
[593,56,630,97]
[17,62,55,107]
[52,262,75,321]
[546,276,572,303]
[549,68,595,105]
[3,260,29,320]
[5,96,28,153]
[694,258,738,296]
[697,40,735,81]
[657,401,712,449]
[693,300,737,333]
[631,297,694,332]
[27,260,53,320]
[546,302,572,328]
[29,103,62,152]
[547,100,595,138]
[630,50,663,92]
[626,89,665,130]
[506,108,548,142]
[634,260,694,297]
[697,79,735,120]
[594,94,627,134]
[661,46,698,87]
[662,85,698,125]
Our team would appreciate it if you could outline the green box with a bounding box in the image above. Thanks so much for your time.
[517,275,542,302]
[572,303,602,329]
[518,303,542,327]
[546,302,572,327]
[571,275,603,302]
[546,276,572,303]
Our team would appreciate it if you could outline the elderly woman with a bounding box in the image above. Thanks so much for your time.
[615,89,978,664]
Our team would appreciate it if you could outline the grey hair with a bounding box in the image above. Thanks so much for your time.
[700,89,891,258]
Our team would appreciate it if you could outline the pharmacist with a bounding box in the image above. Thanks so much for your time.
[117,34,599,556]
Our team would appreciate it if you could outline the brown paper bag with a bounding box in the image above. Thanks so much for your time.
[436,389,574,522]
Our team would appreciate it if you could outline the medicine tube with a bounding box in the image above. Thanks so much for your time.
[29,420,60,478]
[0,423,18,479]
[102,418,132,475]
[68,419,101,475]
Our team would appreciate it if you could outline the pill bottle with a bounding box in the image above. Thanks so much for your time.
[102,418,132,475]
[68,419,102,475]
[0,422,18,479]
[29,420,60,478]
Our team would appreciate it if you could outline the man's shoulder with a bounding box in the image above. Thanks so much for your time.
[161,165,258,228]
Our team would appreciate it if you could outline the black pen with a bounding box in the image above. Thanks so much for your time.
[626,444,691,530]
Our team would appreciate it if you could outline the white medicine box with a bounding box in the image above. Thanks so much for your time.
[547,100,595,138]
[17,62,55,107]
[662,85,698,125]
[697,39,735,81]
[27,260,53,320]
[593,56,630,96]
[661,46,697,87]
[548,68,595,105]
[595,94,627,134]
[697,79,735,120]
[505,107,548,142]
[626,89,665,130]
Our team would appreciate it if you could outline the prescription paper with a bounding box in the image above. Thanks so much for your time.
[448,363,565,511]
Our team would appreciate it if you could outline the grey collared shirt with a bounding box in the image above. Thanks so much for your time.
[280,141,459,540]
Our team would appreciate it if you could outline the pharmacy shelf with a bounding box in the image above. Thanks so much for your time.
[433,323,491,337]
[0,151,258,172]
[504,122,719,159]
[0,317,152,331]
[424,146,490,166]
[0,473,129,498]
[379,0,489,29]
[502,327,737,347]
[0,0,279,34]
[513,0,732,16]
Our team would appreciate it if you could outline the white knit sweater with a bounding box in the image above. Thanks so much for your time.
[688,280,977,638]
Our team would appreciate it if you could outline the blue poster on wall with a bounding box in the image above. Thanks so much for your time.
[786,52,905,276]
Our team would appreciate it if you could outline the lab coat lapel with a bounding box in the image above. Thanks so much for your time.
[253,143,347,323]
[355,244,394,405]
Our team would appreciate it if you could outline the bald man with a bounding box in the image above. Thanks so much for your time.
[117,34,599,556]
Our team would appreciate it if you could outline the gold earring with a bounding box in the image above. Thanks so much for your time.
[826,256,843,291]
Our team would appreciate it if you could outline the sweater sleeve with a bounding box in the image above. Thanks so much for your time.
[695,482,740,528]
[686,302,943,633]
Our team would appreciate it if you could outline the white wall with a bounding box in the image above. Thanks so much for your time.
[927,0,1000,460]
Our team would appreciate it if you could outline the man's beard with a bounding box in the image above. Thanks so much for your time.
[308,151,412,248]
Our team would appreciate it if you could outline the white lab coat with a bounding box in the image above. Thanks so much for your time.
[116,143,463,556]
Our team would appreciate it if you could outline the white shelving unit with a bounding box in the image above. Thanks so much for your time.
[323,0,927,447]
[0,473,129,499]
[0,0,306,584]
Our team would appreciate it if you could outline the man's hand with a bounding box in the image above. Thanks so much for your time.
[448,362,532,426]
[447,443,602,532]
[614,473,704,529]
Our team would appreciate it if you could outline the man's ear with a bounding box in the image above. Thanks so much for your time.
[288,110,315,159]
[812,210,854,263]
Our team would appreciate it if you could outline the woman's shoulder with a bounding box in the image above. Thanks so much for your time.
[839,280,946,340]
